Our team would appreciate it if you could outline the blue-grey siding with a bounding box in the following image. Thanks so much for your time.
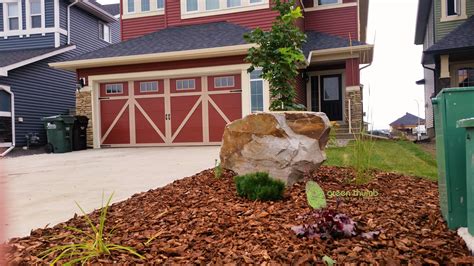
[0,33,55,51]
[0,53,76,147]
[45,0,55,28]
[69,8,112,55]
[59,0,67,30]
[110,20,121,44]
[0,4,3,32]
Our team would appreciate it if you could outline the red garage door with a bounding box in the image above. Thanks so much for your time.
[99,74,242,147]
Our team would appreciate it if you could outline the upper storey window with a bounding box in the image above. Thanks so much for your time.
[182,0,269,19]
[7,2,20,31]
[124,0,164,19]
[28,0,43,29]
[441,0,466,21]
[317,0,340,5]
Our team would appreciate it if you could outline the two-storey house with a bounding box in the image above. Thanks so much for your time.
[50,0,373,149]
[0,0,121,155]
[415,0,474,137]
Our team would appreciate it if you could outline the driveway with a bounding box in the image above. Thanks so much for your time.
[0,146,220,241]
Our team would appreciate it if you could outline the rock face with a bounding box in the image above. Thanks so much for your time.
[220,112,331,186]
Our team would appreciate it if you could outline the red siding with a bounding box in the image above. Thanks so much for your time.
[295,73,306,106]
[78,56,246,86]
[122,15,166,40]
[304,6,358,40]
[345,58,360,87]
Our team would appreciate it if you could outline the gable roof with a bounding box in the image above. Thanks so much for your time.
[0,46,76,77]
[414,0,432,45]
[303,31,366,55]
[100,3,121,16]
[390,113,425,127]
[425,15,474,54]
[74,0,118,23]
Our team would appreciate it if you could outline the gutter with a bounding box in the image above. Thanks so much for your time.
[67,0,80,45]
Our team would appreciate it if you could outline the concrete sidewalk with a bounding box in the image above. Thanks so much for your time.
[1,146,220,241]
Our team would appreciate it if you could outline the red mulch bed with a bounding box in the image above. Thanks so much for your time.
[3,166,474,264]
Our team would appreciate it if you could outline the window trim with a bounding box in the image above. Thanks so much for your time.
[98,22,111,43]
[441,0,467,22]
[141,0,151,12]
[181,0,268,19]
[250,70,264,113]
[451,62,474,87]
[157,0,165,10]
[214,76,235,88]
[123,0,165,19]
[26,0,45,30]
[3,1,23,33]
[315,0,342,7]
[139,81,159,93]
[176,79,196,91]
[105,84,124,95]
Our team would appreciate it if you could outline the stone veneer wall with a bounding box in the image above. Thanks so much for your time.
[345,88,363,131]
[76,90,94,147]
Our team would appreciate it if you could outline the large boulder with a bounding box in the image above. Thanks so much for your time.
[220,112,331,186]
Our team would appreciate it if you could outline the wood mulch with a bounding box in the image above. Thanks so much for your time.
[3,166,474,264]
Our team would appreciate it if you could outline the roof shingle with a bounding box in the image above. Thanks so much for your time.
[390,113,425,127]
[426,15,474,53]
[302,31,366,55]
[0,47,66,67]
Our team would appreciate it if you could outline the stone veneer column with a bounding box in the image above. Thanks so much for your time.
[75,89,94,147]
[345,87,363,132]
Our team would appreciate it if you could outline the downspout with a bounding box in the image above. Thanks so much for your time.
[67,0,80,45]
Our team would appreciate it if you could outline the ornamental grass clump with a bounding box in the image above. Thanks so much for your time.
[234,172,285,201]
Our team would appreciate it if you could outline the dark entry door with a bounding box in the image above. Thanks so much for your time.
[320,74,343,121]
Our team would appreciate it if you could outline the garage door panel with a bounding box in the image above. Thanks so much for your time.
[100,100,128,137]
[208,93,242,142]
[135,98,166,136]
[172,102,203,143]
[208,104,227,142]
[170,95,201,134]
[135,106,165,144]
[103,108,130,144]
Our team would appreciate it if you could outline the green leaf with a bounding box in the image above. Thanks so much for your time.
[322,255,336,266]
[306,181,327,209]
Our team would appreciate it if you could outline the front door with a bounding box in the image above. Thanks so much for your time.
[0,87,13,148]
[310,74,343,121]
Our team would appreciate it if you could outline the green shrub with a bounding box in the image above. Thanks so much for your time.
[234,172,285,201]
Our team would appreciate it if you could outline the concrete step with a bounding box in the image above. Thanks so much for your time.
[335,133,357,140]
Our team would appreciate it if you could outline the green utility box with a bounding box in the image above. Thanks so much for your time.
[42,115,75,153]
[457,118,474,235]
[432,87,474,229]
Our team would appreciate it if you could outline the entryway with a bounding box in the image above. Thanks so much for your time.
[0,86,14,154]
[308,73,344,121]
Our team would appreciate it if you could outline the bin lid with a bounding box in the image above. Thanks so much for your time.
[433,87,474,104]
[42,115,76,123]
[457,118,474,128]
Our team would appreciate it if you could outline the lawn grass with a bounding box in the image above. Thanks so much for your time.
[326,140,438,180]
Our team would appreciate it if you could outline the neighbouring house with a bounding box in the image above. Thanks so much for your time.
[415,0,474,138]
[390,112,426,136]
[0,0,121,154]
[50,0,374,149]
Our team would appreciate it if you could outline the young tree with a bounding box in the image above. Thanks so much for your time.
[244,0,307,111]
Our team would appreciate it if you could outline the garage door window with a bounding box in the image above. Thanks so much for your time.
[140,81,158,92]
[214,76,234,88]
[106,84,124,94]
[176,79,195,91]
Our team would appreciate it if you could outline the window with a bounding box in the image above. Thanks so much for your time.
[105,84,123,94]
[127,0,135,12]
[99,23,111,43]
[30,0,42,28]
[227,0,241,7]
[157,0,164,9]
[186,0,198,11]
[205,0,219,10]
[446,0,460,16]
[214,76,235,88]
[322,76,340,101]
[249,0,262,3]
[317,0,339,5]
[140,81,159,92]
[7,3,20,31]
[176,79,196,90]
[458,68,474,87]
[250,70,264,112]
[141,0,150,11]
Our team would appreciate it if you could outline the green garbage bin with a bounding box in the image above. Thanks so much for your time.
[42,115,75,153]
[457,118,474,235]
[432,87,474,229]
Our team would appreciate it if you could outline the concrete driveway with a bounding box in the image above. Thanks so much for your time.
[0,146,220,241]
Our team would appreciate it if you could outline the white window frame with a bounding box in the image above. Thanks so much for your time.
[105,84,124,95]
[99,22,111,43]
[123,0,165,18]
[441,0,466,22]
[180,0,269,19]
[315,0,341,7]
[127,0,135,13]
[26,0,45,30]
[250,70,264,113]
[141,0,151,12]
[0,85,15,153]
[140,81,159,93]
[3,0,23,34]
[214,76,235,88]
[157,0,165,10]
[176,79,196,91]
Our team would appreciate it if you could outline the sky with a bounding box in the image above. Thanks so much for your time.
[98,0,424,130]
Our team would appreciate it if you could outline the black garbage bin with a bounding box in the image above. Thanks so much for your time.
[72,116,89,151]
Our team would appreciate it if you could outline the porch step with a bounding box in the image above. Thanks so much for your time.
[334,133,357,140]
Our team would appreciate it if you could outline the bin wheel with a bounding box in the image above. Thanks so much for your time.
[45,143,54,153]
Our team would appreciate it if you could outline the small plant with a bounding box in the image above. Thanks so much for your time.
[40,193,144,264]
[234,172,285,201]
[327,122,340,147]
[352,131,375,184]
[214,159,223,179]
[322,255,336,266]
